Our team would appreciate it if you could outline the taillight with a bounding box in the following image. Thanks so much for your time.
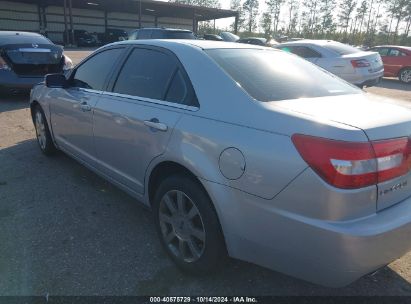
[0,56,10,70]
[63,55,73,71]
[351,59,370,68]
[292,134,411,189]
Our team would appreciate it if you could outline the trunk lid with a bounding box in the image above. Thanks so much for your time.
[342,51,383,73]
[274,93,411,211]
[1,43,63,76]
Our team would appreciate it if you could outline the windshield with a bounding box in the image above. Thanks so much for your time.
[220,32,240,42]
[206,48,360,102]
[0,34,52,46]
[322,41,361,55]
[167,31,196,39]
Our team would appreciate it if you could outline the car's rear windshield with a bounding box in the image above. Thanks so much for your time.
[206,48,360,102]
[166,31,196,39]
[0,34,52,45]
[322,41,361,55]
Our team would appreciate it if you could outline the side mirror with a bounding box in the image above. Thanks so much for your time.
[45,73,67,88]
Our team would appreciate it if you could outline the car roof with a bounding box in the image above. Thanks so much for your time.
[111,39,267,50]
[279,39,336,46]
[135,28,192,32]
[374,45,411,51]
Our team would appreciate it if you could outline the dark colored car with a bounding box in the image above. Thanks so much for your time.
[98,28,128,45]
[369,45,411,83]
[202,34,223,41]
[219,32,239,42]
[128,28,196,40]
[73,30,98,47]
[0,31,72,94]
[237,37,266,46]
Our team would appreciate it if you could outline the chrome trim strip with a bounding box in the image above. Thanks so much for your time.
[17,48,52,53]
[102,91,199,112]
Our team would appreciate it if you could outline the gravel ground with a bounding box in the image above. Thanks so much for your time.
[0,50,410,296]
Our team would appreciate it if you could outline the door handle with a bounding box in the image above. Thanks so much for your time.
[80,102,91,112]
[144,119,168,132]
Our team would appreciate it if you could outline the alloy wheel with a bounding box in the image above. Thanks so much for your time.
[400,69,411,83]
[35,111,47,150]
[159,190,206,263]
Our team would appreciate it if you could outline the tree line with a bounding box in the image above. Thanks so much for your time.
[171,0,411,46]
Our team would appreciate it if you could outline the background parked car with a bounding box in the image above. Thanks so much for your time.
[219,32,239,42]
[128,28,196,40]
[0,31,72,94]
[72,30,98,47]
[202,34,223,41]
[97,28,128,45]
[237,37,267,46]
[275,40,384,88]
[368,45,411,84]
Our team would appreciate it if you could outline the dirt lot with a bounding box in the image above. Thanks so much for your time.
[0,50,411,296]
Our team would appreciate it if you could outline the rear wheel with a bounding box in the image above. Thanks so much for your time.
[153,175,226,274]
[399,68,411,84]
[33,105,57,155]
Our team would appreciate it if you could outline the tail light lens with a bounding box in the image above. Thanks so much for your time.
[292,134,411,189]
[0,56,10,70]
[351,59,370,68]
[63,55,73,71]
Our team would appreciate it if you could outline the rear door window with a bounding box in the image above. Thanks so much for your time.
[388,49,406,57]
[72,48,123,90]
[165,70,188,103]
[113,48,176,100]
[290,46,322,58]
[374,48,389,56]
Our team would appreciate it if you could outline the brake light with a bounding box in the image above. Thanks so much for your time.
[351,59,370,68]
[292,134,411,189]
[63,55,73,71]
[0,56,10,70]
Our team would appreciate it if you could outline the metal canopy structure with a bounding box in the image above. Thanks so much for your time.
[18,0,239,44]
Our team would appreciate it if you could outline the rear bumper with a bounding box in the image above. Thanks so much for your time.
[203,179,411,287]
[0,70,44,90]
[345,68,384,86]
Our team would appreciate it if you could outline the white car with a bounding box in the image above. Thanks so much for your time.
[275,40,384,87]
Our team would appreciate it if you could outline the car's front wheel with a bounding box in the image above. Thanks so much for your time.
[153,174,226,274]
[399,68,411,84]
[33,105,57,155]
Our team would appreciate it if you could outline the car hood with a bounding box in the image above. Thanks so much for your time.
[269,92,411,140]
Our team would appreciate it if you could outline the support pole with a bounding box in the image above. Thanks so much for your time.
[234,12,239,34]
[139,0,142,29]
[104,10,108,32]
[154,16,158,27]
[192,9,195,32]
[68,0,74,45]
[63,0,68,45]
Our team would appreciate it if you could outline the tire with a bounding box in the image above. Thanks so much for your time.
[153,174,226,274]
[399,68,411,84]
[33,105,57,155]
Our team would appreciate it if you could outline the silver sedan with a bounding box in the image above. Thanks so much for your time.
[30,40,411,287]
[275,40,384,87]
